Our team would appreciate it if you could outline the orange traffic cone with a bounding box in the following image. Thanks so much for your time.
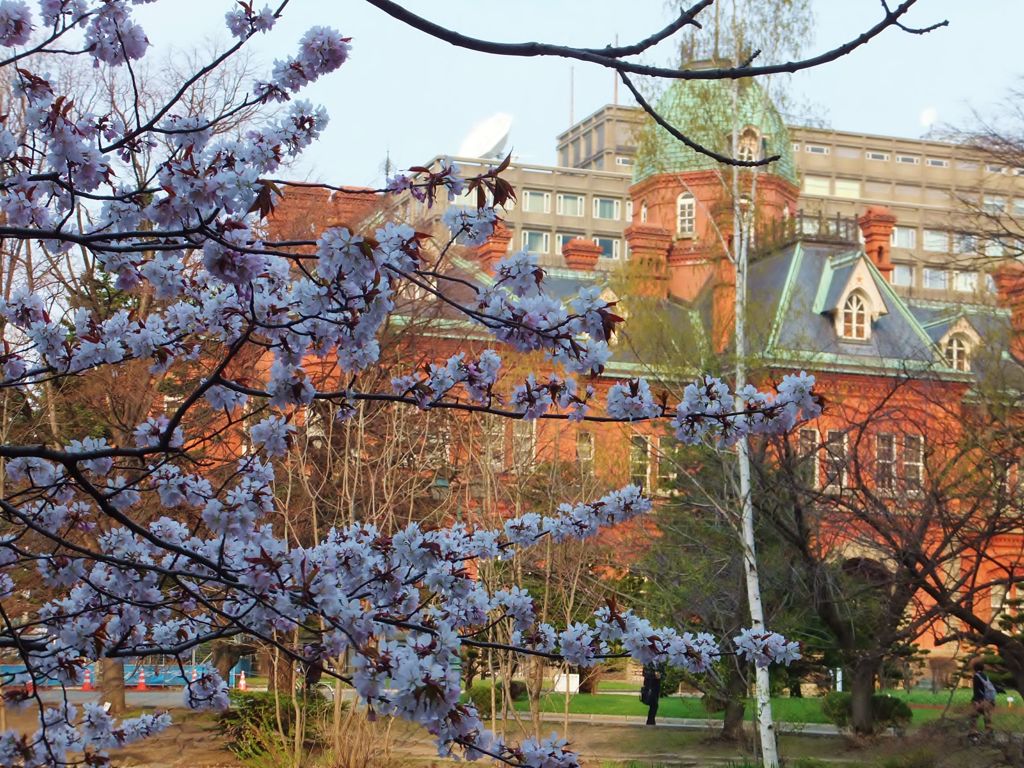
[238,671,247,691]
[82,668,92,691]
[24,679,34,695]
[191,667,198,683]
[136,668,147,691]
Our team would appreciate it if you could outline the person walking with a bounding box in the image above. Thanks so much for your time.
[969,660,998,740]
[641,664,662,726]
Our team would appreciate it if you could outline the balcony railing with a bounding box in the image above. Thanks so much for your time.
[755,211,861,258]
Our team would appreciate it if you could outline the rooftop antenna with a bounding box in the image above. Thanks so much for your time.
[569,66,574,126]
[613,35,619,106]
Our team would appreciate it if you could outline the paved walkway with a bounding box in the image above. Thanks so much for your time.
[531,710,842,736]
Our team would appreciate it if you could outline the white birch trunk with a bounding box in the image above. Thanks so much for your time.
[731,83,780,768]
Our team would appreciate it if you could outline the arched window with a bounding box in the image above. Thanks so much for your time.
[737,127,762,162]
[676,192,695,237]
[944,334,971,371]
[841,292,869,340]
[640,200,648,223]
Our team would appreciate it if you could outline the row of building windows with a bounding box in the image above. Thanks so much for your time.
[799,429,925,491]
[796,143,1023,175]
[892,226,1019,260]
[520,190,626,220]
[803,175,1024,222]
[890,264,996,293]
[521,229,624,259]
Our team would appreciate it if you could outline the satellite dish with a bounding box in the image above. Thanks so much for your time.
[458,113,512,159]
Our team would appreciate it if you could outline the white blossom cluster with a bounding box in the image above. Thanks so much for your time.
[0,458,800,766]
[0,4,818,767]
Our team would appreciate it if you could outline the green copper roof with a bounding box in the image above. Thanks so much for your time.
[633,76,797,184]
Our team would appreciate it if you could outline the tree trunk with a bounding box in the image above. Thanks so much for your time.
[719,665,749,742]
[99,658,126,715]
[731,78,777,768]
[849,660,876,735]
[578,665,601,694]
[722,699,747,742]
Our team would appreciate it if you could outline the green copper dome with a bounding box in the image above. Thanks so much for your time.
[633,74,797,185]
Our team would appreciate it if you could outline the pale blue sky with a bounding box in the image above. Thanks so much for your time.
[134,1,1021,186]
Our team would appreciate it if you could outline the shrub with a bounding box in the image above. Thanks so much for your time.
[821,691,912,734]
[219,690,336,758]
[468,680,528,718]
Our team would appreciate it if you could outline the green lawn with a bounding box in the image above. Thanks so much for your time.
[510,689,1024,729]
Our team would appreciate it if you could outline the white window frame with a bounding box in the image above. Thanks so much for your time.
[615,156,634,166]
[521,229,550,254]
[903,435,924,490]
[954,271,978,293]
[799,429,819,489]
[923,229,948,253]
[926,157,950,168]
[825,430,848,491]
[840,291,869,340]
[892,263,914,287]
[953,233,977,255]
[556,193,585,217]
[896,154,920,165]
[522,189,551,214]
[676,192,696,237]
[891,226,917,249]
[876,433,896,491]
[593,236,621,260]
[983,195,1007,214]
[805,144,830,155]
[511,419,536,468]
[629,434,651,488]
[865,151,890,162]
[656,436,678,490]
[593,197,621,220]
[923,267,948,290]
[944,334,971,371]
[576,430,594,473]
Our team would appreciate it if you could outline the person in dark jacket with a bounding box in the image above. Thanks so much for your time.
[641,664,662,726]
[969,660,998,738]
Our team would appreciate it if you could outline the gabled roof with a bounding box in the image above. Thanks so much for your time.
[760,244,941,370]
[419,241,1023,388]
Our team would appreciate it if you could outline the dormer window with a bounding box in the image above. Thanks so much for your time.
[676,192,695,237]
[841,291,869,340]
[737,127,762,163]
[944,334,971,371]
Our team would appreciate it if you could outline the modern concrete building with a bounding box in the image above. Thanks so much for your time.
[415,98,1024,310]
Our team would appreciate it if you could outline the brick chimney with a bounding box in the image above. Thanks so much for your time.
[475,223,513,274]
[995,262,1024,361]
[857,206,896,281]
[624,224,671,299]
[562,238,602,271]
